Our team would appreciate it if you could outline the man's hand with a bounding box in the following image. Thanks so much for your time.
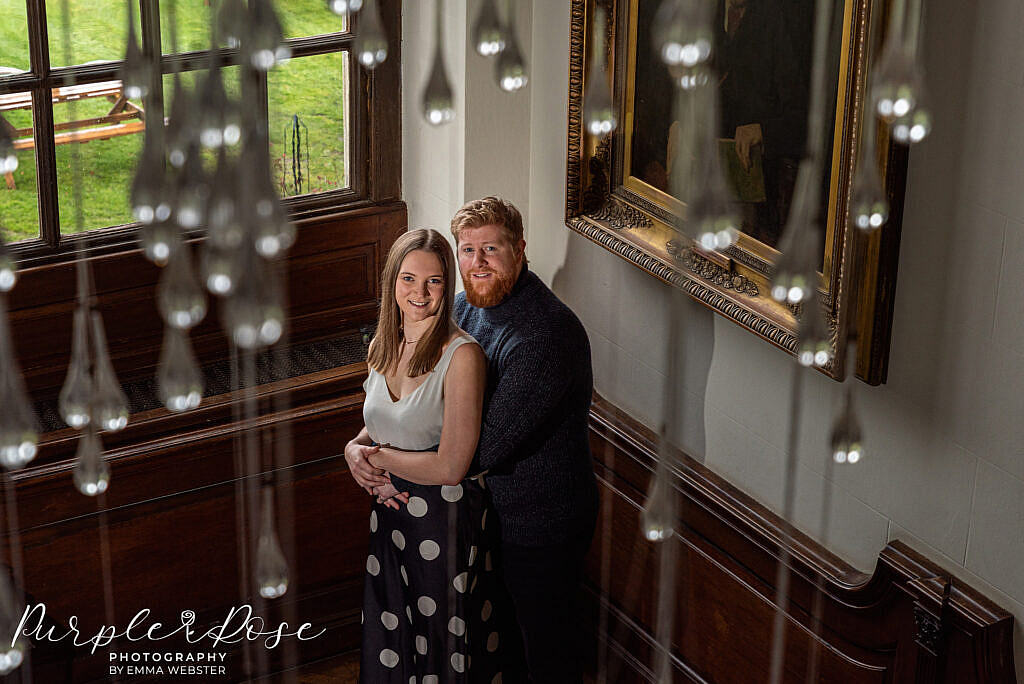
[373,482,410,510]
[734,123,763,171]
[344,441,389,494]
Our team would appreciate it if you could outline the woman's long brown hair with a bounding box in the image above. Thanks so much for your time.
[367,229,456,377]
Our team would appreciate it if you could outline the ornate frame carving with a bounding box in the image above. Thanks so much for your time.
[565,0,909,384]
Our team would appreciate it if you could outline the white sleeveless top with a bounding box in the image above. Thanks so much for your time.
[362,335,478,451]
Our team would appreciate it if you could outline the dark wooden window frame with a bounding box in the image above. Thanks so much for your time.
[1,0,401,268]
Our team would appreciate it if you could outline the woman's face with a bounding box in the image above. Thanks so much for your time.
[395,249,445,324]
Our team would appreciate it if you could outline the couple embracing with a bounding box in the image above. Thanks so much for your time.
[345,197,598,683]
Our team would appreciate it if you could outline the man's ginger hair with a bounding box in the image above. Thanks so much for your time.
[450,196,525,247]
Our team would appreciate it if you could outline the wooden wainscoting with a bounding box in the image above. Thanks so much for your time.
[583,395,1016,683]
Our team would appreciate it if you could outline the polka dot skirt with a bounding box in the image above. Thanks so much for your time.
[360,476,511,683]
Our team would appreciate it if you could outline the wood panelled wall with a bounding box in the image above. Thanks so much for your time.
[1,204,405,681]
[583,396,1016,683]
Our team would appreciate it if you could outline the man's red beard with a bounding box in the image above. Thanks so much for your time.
[463,268,517,308]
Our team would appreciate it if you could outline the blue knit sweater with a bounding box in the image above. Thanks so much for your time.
[456,266,598,546]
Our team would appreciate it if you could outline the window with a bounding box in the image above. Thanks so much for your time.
[0,0,399,265]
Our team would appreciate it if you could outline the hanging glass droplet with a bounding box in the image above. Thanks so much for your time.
[225,251,285,349]
[217,0,249,49]
[256,486,289,599]
[422,0,455,125]
[583,7,617,137]
[243,139,295,258]
[830,384,863,464]
[795,290,833,368]
[89,312,129,432]
[172,145,209,231]
[0,299,38,470]
[247,0,291,71]
[59,306,94,429]
[689,84,740,251]
[157,326,204,412]
[197,67,241,149]
[871,0,931,145]
[849,113,889,232]
[0,580,26,674]
[140,221,182,267]
[653,0,713,69]
[0,230,16,292]
[206,149,244,249]
[166,74,197,169]
[354,0,388,69]
[473,0,505,57]
[0,127,18,175]
[130,130,171,225]
[119,1,150,100]
[495,0,527,92]
[771,162,821,305]
[158,246,207,330]
[641,460,677,542]
[73,422,110,496]
[327,0,363,17]
[201,243,240,296]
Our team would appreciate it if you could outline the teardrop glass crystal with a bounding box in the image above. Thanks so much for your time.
[217,0,249,49]
[327,0,363,16]
[795,290,833,368]
[653,0,713,69]
[689,83,740,251]
[140,221,182,267]
[0,230,16,292]
[172,146,209,231]
[0,581,26,675]
[246,0,291,71]
[119,2,150,100]
[641,461,677,542]
[59,306,93,429]
[770,162,821,305]
[72,422,110,496]
[830,385,863,464]
[473,0,505,56]
[354,0,388,69]
[158,246,207,329]
[130,130,171,225]
[201,243,240,296]
[583,7,617,137]
[256,486,289,599]
[157,326,204,412]
[205,149,244,249]
[243,140,295,258]
[871,0,931,145]
[0,299,38,470]
[166,74,197,169]
[849,114,889,232]
[0,127,18,175]
[225,251,284,349]
[495,14,528,93]
[422,0,455,125]
[197,67,241,149]
[89,312,129,432]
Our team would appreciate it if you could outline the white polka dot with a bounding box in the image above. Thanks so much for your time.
[370,509,378,532]
[487,632,499,652]
[409,677,416,684]
[441,484,463,502]
[468,546,478,565]
[419,539,440,561]
[453,572,468,593]
[407,496,428,517]
[416,635,428,655]
[417,596,437,616]
[406,605,413,623]
[401,565,409,585]
[392,530,406,550]
[422,676,439,684]
[450,652,465,673]
[492,674,502,684]
[366,555,380,576]
[381,611,399,630]
[485,551,492,571]
[481,600,492,621]
[380,648,399,667]
[448,616,466,636]
[481,509,488,530]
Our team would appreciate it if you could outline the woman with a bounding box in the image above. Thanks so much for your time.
[345,229,508,683]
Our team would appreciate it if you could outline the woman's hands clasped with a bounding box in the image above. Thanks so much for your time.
[344,440,409,510]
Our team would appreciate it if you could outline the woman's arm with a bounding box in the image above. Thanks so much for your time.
[344,425,390,493]
[369,342,486,486]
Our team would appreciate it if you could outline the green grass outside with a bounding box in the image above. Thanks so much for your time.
[0,0,348,245]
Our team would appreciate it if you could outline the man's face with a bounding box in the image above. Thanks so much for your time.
[456,224,525,308]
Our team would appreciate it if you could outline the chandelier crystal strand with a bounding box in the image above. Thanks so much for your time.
[422,0,455,125]
[119,0,150,100]
[130,127,171,226]
[0,228,16,292]
[354,0,388,70]
[58,305,94,429]
[795,288,833,369]
[158,245,208,330]
[247,0,291,71]
[225,248,285,349]
[89,312,130,432]
[72,421,110,496]
[157,326,204,412]
[495,0,528,92]
[206,148,244,249]
[0,297,38,470]
[850,0,889,233]
[172,143,209,231]
[217,0,249,49]
[255,485,290,598]
[889,0,931,144]
[472,0,505,57]
[689,79,741,251]
[830,381,863,464]
[245,134,295,258]
[582,6,617,137]
[166,75,197,169]
[327,0,363,17]
[654,0,713,70]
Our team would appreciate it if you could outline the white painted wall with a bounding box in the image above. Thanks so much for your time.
[402,0,1024,677]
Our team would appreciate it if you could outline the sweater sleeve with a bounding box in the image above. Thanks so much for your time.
[475,330,576,471]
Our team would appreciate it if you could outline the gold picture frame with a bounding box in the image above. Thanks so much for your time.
[565,0,909,384]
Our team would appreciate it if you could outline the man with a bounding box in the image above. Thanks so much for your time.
[450,196,598,683]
